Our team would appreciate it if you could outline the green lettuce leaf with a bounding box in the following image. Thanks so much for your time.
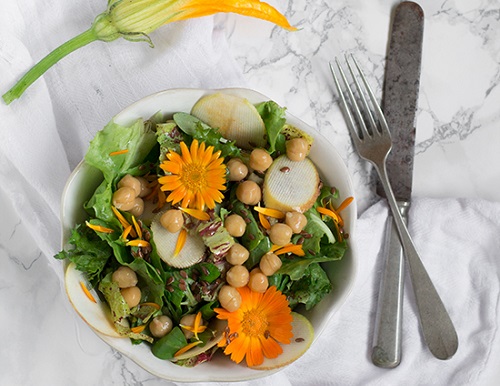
[54,224,111,284]
[255,101,286,153]
[85,118,157,182]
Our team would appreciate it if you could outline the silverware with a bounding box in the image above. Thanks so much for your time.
[372,1,424,368]
[329,56,459,360]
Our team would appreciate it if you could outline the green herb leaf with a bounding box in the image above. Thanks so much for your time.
[151,327,187,360]
[55,224,111,284]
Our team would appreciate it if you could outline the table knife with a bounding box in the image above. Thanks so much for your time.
[371,1,423,368]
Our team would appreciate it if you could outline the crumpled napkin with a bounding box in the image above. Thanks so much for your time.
[275,197,500,386]
[0,0,246,270]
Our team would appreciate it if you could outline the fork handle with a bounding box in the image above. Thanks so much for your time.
[372,203,407,368]
[376,163,459,360]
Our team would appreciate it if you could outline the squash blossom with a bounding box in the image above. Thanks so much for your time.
[2,0,296,104]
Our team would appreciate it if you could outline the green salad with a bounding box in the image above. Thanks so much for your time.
[56,93,351,368]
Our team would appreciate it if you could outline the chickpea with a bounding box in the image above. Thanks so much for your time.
[285,211,308,234]
[259,252,282,276]
[149,315,173,338]
[112,186,136,211]
[249,148,273,172]
[268,223,293,246]
[286,138,309,162]
[179,314,205,339]
[112,266,138,288]
[226,243,250,265]
[121,286,141,308]
[118,174,141,197]
[219,285,242,312]
[136,176,152,198]
[160,209,184,233]
[236,180,262,205]
[248,268,268,293]
[226,265,250,288]
[129,197,145,218]
[225,214,246,237]
[227,158,248,181]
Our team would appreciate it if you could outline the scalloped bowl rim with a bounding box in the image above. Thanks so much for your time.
[60,88,358,382]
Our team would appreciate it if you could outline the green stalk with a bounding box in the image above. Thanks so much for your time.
[2,28,98,105]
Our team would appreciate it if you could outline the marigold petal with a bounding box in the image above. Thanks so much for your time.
[209,153,224,166]
[174,340,203,357]
[254,206,285,219]
[85,221,114,234]
[317,206,341,223]
[247,337,264,367]
[159,161,181,174]
[174,229,187,256]
[126,239,150,248]
[131,325,146,333]
[259,335,283,359]
[258,212,271,230]
[167,187,187,205]
[167,150,184,165]
[179,207,210,221]
[180,141,192,163]
[190,139,199,160]
[80,281,97,303]
[201,145,214,165]
[158,175,180,184]
[181,191,194,208]
[227,336,250,364]
[336,196,354,212]
[201,190,216,209]
[274,243,305,256]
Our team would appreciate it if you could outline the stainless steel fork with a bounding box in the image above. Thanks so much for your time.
[330,56,458,360]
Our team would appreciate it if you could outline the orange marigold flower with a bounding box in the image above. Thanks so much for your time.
[215,286,293,367]
[159,140,226,210]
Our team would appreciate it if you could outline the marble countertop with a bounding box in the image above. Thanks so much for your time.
[1,0,500,385]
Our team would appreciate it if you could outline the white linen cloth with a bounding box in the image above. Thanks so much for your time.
[1,1,500,385]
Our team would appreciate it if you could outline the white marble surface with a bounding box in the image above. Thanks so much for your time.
[1,0,500,385]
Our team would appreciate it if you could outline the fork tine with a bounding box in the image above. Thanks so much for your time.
[331,58,370,140]
[345,55,378,135]
[350,55,391,135]
[329,62,361,143]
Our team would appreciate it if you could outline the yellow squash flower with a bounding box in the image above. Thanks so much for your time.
[2,0,296,104]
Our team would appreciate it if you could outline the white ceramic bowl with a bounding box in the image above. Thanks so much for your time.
[60,88,358,382]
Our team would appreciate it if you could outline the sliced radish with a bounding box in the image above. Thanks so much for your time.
[251,312,314,370]
[151,214,206,268]
[64,262,123,338]
[263,155,320,213]
[171,319,228,362]
[191,93,267,149]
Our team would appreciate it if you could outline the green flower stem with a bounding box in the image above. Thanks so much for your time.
[2,28,98,105]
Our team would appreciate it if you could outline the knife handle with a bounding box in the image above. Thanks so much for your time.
[372,202,408,368]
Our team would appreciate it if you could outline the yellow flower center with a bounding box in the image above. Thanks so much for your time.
[181,163,206,192]
[241,309,269,337]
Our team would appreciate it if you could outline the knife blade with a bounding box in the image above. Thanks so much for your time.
[371,1,424,368]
